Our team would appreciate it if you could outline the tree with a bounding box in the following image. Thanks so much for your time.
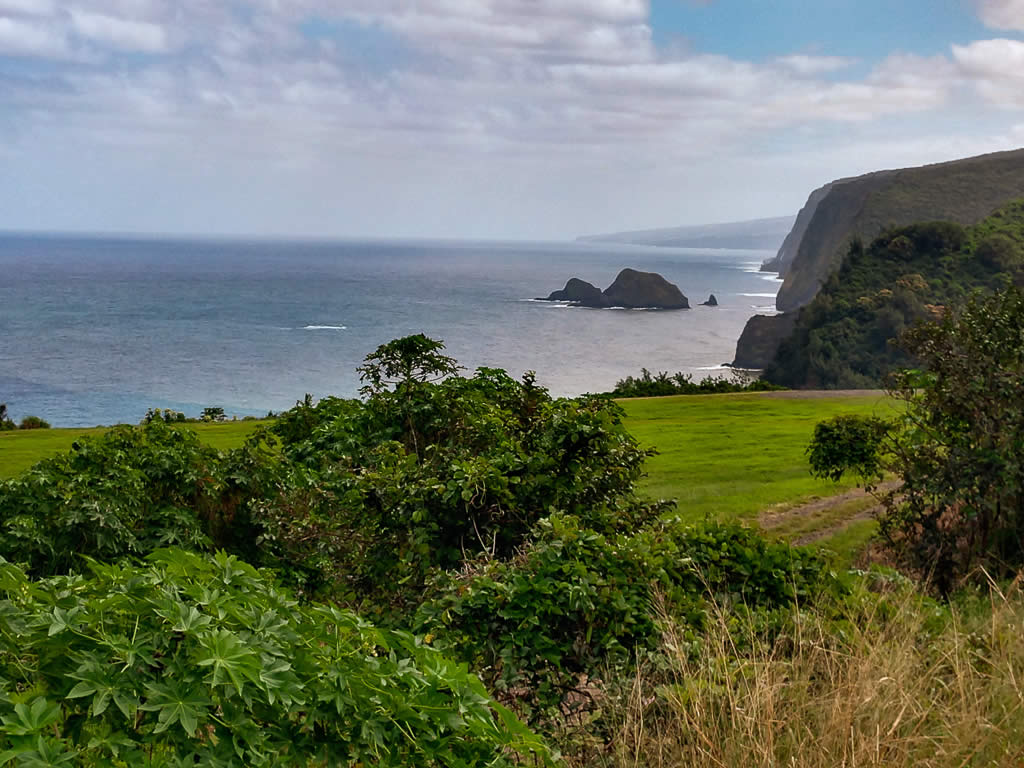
[808,284,1024,595]
[201,406,226,422]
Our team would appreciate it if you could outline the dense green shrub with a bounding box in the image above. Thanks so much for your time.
[807,414,889,483]
[417,514,833,724]
[807,284,1024,595]
[0,422,281,577]
[0,548,550,767]
[611,369,784,398]
[17,415,50,430]
[258,344,666,615]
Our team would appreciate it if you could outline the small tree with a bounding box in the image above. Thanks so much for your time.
[201,406,226,422]
[0,404,12,431]
[808,284,1024,595]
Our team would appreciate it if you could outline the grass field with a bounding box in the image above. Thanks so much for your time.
[0,393,892,554]
[0,421,268,479]
[621,391,896,553]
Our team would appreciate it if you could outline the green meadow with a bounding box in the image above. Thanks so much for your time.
[623,392,894,521]
[0,394,891,552]
[0,420,266,479]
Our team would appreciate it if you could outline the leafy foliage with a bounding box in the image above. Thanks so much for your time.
[882,285,1024,594]
[767,202,1024,388]
[0,405,12,432]
[807,414,889,483]
[16,416,50,430]
[417,514,832,725]
[0,421,279,577]
[807,284,1024,595]
[610,369,784,398]
[0,548,550,767]
[256,350,665,615]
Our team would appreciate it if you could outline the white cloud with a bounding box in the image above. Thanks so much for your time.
[953,38,1024,106]
[975,0,1024,30]
[0,0,1021,237]
[0,16,66,57]
[0,0,54,15]
[774,54,855,76]
[70,10,168,53]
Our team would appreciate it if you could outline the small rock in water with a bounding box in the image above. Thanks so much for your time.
[702,294,719,307]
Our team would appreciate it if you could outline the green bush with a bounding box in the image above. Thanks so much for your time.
[17,416,50,430]
[611,369,785,398]
[417,515,833,724]
[0,548,550,767]
[0,421,281,577]
[807,414,889,483]
[258,347,667,615]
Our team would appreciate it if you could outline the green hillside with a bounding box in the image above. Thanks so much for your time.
[765,201,1024,388]
[775,148,1024,312]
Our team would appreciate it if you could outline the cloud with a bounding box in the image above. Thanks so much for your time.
[975,0,1024,30]
[0,0,54,15]
[774,54,856,76]
[0,0,1021,237]
[69,10,168,53]
[0,16,67,57]
[953,38,1024,106]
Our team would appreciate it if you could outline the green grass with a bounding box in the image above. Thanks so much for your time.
[620,392,896,524]
[0,421,267,479]
[0,393,891,558]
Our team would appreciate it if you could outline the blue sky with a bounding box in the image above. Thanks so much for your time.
[0,0,1023,239]
[650,0,1000,60]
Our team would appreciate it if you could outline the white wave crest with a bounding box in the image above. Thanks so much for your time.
[303,325,347,330]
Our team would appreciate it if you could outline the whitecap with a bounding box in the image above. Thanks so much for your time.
[303,325,347,330]
[740,293,779,298]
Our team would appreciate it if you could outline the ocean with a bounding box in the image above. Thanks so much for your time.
[0,233,781,427]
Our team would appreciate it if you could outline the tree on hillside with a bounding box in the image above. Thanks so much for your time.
[808,283,1024,595]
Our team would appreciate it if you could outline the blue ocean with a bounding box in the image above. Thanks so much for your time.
[0,234,781,427]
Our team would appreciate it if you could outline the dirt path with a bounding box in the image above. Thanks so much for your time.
[759,481,899,546]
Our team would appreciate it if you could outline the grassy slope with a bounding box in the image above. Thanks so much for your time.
[1,395,888,554]
[0,421,267,479]
[621,392,894,525]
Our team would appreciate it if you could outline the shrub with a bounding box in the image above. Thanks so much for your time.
[807,414,889,483]
[259,345,666,616]
[0,422,280,577]
[416,515,832,726]
[17,415,50,430]
[808,284,1024,595]
[0,548,550,767]
[611,369,784,398]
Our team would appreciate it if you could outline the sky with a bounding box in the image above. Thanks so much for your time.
[1,0,1023,240]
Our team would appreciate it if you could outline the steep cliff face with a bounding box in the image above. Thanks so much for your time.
[732,313,796,369]
[759,182,833,275]
[775,148,1024,313]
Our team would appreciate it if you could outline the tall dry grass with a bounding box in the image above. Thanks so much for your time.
[604,576,1024,768]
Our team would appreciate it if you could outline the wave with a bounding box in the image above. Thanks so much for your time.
[302,325,347,330]
[740,293,779,298]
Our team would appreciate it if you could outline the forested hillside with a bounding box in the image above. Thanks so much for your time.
[764,201,1024,388]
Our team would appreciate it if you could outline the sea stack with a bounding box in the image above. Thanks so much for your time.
[601,268,689,309]
[544,278,608,306]
[702,294,719,306]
